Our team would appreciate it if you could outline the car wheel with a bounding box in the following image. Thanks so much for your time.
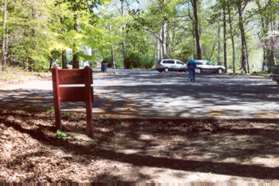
[217,68,223,74]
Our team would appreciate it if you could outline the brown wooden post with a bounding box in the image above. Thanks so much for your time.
[52,66,94,137]
[52,67,62,129]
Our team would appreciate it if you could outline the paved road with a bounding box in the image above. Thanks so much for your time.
[93,71,279,119]
[1,70,279,119]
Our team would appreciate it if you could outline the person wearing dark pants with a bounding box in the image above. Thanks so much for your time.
[187,59,197,82]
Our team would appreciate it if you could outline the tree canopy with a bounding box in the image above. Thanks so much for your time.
[0,0,278,72]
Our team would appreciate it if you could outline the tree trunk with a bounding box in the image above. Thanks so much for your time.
[237,2,249,73]
[160,22,168,59]
[62,50,67,69]
[108,24,116,71]
[111,45,116,72]
[223,2,227,73]
[1,0,8,71]
[162,20,169,58]
[255,0,269,72]
[267,49,275,72]
[228,3,236,74]
[120,0,126,63]
[192,0,202,59]
[72,46,79,69]
[217,19,221,65]
[156,39,162,60]
[72,14,80,69]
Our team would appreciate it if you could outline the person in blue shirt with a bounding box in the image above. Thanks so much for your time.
[187,59,197,82]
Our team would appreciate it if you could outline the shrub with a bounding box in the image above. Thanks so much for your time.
[124,53,154,69]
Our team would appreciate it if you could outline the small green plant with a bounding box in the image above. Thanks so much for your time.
[56,130,70,140]
[46,107,55,114]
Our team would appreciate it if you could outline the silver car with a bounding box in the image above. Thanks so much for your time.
[194,60,225,74]
[156,59,187,72]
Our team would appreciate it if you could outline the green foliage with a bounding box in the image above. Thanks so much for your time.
[0,0,278,72]
[124,53,154,69]
[56,130,70,140]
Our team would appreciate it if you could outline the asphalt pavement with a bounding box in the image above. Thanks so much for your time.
[1,69,279,119]
[93,70,279,119]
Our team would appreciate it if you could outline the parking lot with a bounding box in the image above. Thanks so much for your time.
[1,70,279,119]
[94,70,279,119]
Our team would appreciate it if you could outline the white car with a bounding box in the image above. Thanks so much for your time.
[194,60,225,74]
[156,59,187,72]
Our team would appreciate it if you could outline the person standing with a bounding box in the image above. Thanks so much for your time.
[187,59,197,82]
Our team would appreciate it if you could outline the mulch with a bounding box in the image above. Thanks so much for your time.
[1,108,279,183]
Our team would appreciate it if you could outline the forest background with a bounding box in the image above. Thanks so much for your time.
[0,0,278,73]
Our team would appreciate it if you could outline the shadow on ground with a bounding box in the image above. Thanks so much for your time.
[95,73,279,118]
[1,77,279,181]
[1,91,279,180]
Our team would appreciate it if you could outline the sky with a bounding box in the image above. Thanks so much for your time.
[102,0,151,14]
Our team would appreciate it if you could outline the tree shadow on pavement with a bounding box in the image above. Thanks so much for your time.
[95,73,279,118]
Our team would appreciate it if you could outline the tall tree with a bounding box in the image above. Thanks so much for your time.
[256,0,277,72]
[236,0,249,73]
[1,0,8,71]
[217,18,221,65]
[222,0,227,73]
[120,0,126,62]
[55,0,105,68]
[191,0,202,59]
[227,2,236,74]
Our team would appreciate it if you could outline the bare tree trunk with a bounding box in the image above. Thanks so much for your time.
[267,2,276,72]
[2,0,8,71]
[237,2,249,73]
[223,2,227,73]
[72,14,80,69]
[156,39,162,60]
[120,0,126,63]
[161,24,165,58]
[109,24,116,72]
[159,24,165,59]
[162,20,169,58]
[72,46,79,69]
[267,49,275,72]
[228,3,236,74]
[256,0,268,72]
[191,0,202,59]
[111,45,116,72]
[62,49,67,69]
[154,41,158,64]
[217,19,221,65]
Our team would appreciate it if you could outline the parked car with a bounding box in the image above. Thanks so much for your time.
[192,60,225,74]
[156,59,187,72]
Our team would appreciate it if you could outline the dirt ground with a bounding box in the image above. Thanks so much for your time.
[1,109,279,183]
[1,71,279,184]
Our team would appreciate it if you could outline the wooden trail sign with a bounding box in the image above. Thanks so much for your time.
[52,66,94,137]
